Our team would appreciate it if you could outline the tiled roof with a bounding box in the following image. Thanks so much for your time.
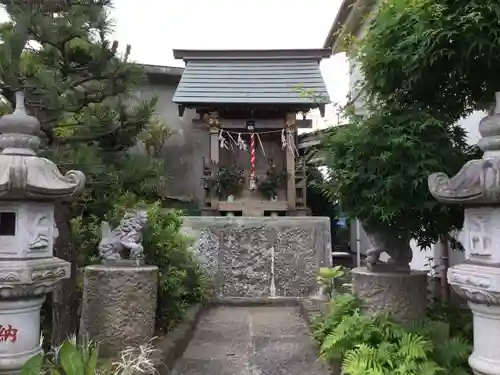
[172,49,331,108]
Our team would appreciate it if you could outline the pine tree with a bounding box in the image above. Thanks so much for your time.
[0,0,168,344]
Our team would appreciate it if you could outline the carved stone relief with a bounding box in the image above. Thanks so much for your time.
[0,272,20,282]
[463,208,500,260]
[449,273,491,288]
[0,282,59,298]
[454,286,500,305]
[31,267,66,282]
[448,263,500,306]
[25,204,54,255]
[28,213,51,250]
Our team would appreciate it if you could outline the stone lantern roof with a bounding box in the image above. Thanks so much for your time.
[428,92,500,205]
[0,91,85,200]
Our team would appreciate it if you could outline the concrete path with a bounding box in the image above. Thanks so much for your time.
[172,306,330,375]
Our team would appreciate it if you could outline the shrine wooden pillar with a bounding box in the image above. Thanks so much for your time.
[206,111,220,209]
[285,113,296,209]
[209,128,219,164]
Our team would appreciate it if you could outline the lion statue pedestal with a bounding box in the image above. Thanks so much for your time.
[352,223,427,322]
[351,267,427,323]
[79,209,158,357]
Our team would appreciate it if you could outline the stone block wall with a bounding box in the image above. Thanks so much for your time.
[181,217,332,298]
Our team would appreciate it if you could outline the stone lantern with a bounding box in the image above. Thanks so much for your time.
[0,91,85,374]
[428,92,500,375]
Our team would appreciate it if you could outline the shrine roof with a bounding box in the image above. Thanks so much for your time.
[171,49,331,110]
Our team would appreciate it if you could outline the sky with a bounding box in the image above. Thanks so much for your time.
[0,0,350,129]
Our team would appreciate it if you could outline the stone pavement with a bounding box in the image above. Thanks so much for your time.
[172,306,330,375]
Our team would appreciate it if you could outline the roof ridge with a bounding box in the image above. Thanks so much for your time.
[173,49,332,61]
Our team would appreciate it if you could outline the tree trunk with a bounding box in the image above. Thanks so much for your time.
[52,201,78,345]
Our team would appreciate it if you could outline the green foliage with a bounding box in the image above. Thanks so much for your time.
[306,161,336,217]
[0,0,204,344]
[319,0,495,248]
[0,0,171,250]
[427,301,473,342]
[316,266,345,299]
[143,203,210,332]
[321,103,475,248]
[0,0,146,143]
[0,0,169,227]
[356,0,500,120]
[312,293,361,347]
[21,338,160,375]
[313,293,472,375]
[21,340,109,375]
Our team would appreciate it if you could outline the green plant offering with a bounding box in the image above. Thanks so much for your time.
[256,162,288,199]
[203,165,245,198]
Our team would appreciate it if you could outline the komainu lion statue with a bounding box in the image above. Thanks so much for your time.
[98,209,148,261]
[362,221,413,273]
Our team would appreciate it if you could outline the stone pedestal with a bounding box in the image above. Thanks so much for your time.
[80,264,158,358]
[448,262,500,375]
[181,216,332,298]
[468,303,500,375]
[351,267,427,322]
[0,297,45,375]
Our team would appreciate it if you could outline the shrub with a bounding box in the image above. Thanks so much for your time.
[427,301,473,343]
[143,203,210,332]
[313,293,471,375]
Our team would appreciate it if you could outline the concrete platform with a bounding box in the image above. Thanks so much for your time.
[171,306,329,375]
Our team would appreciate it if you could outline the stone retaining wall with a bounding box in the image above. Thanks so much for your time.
[182,217,332,298]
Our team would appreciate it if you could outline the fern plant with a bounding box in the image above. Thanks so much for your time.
[405,320,471,375]
[313,293,472,375]
[342,335,442,375]
[312,293,360,346]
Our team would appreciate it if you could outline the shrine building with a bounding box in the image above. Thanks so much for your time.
[169,49,331,216]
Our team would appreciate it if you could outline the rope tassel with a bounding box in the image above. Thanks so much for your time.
[218,130,228,149]
[237,133,248,151]
[281,129,287,150]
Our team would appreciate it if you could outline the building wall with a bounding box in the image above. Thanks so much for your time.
[342,9,485,272]
[134,80,209,204]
